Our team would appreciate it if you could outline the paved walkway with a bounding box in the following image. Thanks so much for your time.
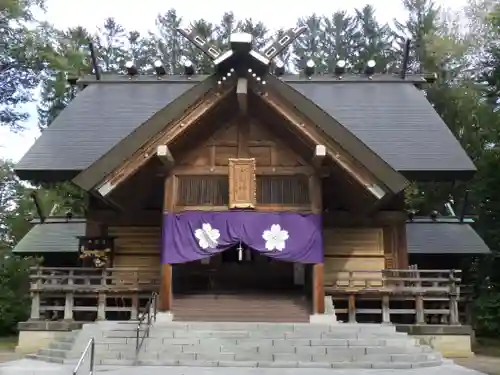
[0,359,488,375]
[455,356,500,375]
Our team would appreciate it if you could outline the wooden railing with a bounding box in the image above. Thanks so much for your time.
[28,266,467,325]
[324,269,462,325]
[29,267,160,321]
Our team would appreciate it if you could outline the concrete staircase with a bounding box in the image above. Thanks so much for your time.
[29,321,443,369]
[25,331,78,364]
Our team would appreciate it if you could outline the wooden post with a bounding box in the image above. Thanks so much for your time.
[159,175,174,312]
[131,294,139,320]
[309,173,324,314]
[63,270,74,320]
[449,270,460,325]
[415,294,425,324]
[159,264,172,311]
[30,292,40,320]
[381,294,390,323]
[97,293,106,320]
[30,267,41,320]
[348,294,356,323]
[97,269,107,320]
[312,264,325,314]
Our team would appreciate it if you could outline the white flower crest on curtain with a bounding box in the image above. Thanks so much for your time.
[194,223,220,249]
[262,224,289,251]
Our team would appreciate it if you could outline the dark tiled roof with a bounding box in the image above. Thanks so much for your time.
[15,81,198,174]
[406,222,490,254]
[288,81,475,173]
[12,221,85,253]
[15,74,475,180]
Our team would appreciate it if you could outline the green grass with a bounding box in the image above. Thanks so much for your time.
[0,336,17,351]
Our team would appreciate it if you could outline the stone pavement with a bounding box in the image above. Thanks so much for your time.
[0,359,488,375]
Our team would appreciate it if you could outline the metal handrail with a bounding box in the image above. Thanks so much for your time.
[73,337,95,375]
[135,291,158,355]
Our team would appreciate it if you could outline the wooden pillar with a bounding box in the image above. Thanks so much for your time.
[159,264,172,312]
[397,223,409,268]
[159,175,174,312]
[313,264,325,314]
[309,173,324,314]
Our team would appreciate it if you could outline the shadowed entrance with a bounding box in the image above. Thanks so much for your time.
[172,246,311,322]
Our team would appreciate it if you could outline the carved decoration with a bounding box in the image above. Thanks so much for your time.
[228,158,256,209]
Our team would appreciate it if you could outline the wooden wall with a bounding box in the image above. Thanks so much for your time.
[322,209,409,282]
[108,226,161,284]
[171,115,315,212]
[83,109,409,286]
[323,228,385,285]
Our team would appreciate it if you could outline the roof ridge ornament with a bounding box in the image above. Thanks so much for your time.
[176,25,308,80]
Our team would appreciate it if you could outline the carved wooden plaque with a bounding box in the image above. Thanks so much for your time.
[228,158,256,209]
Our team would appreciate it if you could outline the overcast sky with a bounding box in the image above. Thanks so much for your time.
[0,0,468,162]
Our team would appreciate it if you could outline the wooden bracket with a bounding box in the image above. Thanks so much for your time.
[313,144,326,168]
[157,145,175,167]
[237,78,248,114]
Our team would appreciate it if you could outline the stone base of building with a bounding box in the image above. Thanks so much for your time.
[15,320,83,354]
[309,314,338,324]
[397,324,474,358]
[155,311,174,323]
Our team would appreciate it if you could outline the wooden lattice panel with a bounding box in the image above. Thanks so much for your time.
[228,158,256,209]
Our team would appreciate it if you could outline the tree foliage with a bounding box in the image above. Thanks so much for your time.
[0,0,46,130]
[0,254,38,334]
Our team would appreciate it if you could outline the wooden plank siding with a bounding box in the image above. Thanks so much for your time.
[108,226,161,286]
[323,228,385,287]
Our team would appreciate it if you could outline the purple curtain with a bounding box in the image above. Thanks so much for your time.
[162,211,323,264]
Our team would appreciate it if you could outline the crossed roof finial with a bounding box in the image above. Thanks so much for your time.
[176,25,307,78]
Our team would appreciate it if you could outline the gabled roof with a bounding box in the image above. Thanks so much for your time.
[15,75,210,181]
[12,219,85,253]
[288,80,476,179]
[15,74,475,183]
[406,219,490,254]
[266,75,407,194]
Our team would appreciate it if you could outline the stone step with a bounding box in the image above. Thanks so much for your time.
[137,349,440,362]
[89,336,418,349]
[37,348,68,359]
[48,341,74,351]
[32,321,443,370]
[132,359,442,369]
[25,354,65,364]
[151,322,398,331]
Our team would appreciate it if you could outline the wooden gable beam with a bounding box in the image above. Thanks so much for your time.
[313,144,326,168]
[157,145,174,167]
[237,78,248,114]
[259,91,390,201]
[95,85,234,197]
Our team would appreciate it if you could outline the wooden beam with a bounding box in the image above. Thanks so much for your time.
[237,78,248,114]
[157,145,174,167]
[259,91,390,201]
[313,264,325,314]
[313,144,326,168]
[159,264,172,311]
[94,85,234,197]
[159,175,174,312]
